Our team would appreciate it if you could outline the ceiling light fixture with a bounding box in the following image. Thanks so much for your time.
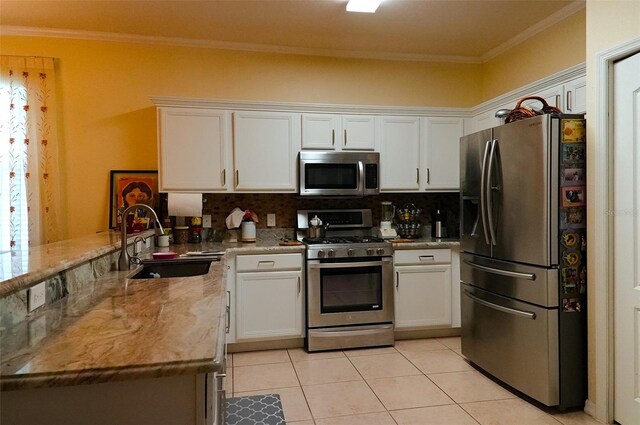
[346,0,383,13]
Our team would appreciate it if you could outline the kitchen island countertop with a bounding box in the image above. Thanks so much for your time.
[0,236,303,391]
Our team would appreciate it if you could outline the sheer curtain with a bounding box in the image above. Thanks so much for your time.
[0,56,61,258]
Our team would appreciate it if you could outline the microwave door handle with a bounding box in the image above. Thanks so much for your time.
[486,139,498,246]
[479,141,491,245]
[358,160,364,194]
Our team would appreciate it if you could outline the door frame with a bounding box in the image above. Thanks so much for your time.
[590,36,640,423]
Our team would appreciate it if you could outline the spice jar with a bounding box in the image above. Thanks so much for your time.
[174,226,189,244]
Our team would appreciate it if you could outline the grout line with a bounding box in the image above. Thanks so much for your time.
[288,348,316,422]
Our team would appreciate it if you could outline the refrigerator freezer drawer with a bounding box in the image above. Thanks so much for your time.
[460,253,559,307]
[461,283,559,406]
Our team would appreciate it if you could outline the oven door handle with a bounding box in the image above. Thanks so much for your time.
[307,259,391,269]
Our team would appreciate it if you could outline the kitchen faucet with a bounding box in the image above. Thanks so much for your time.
[118,204,164,270]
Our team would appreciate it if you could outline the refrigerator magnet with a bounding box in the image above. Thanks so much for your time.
[561,267,578,285]
[562,298,581,313]
[563,251,581,266]
[561,231,579,248]
[562,144,585,163]
[561,119,586,143]
[562,186,586,207]
[561,167,585,186]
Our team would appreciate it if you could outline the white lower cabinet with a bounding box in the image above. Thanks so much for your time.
[393,249,454,329]
[234,253,304,342]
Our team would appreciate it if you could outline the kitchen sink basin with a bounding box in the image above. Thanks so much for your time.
[129,258,218,279]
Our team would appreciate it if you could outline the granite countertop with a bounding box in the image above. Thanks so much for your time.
[0,235,304,391]
[390,237,460,249]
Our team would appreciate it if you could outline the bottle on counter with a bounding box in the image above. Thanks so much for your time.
[431,209,447,238]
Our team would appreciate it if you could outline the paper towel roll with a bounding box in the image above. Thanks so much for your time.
[168,193,202,217]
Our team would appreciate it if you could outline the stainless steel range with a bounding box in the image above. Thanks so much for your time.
[297,209,394,352]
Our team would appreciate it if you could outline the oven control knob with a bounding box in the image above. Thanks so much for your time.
[328,249,336,258]
[347,249,355,257]
[376,248,386,255]
[317,250,325,258]
[366,248,375,256]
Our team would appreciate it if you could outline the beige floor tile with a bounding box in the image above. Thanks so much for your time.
[343,346,398,357]
[437,336,462,350]
[350,353,421,379]
[288,421,315,425]
[288,348,345,362]
[234,386,312,422]
[294,357,362,385]
[367,375,454,410]
[395,338,448,353]
[390,404,480,425]
[461,398,561,425]
[233,349,291,366]
[552,410,606,425]
[315,412,396,425]
[403,349,474,374]
[233,362,299,392]
[225,367,233,396]
[302,381,386,419]
[428,371,516,404]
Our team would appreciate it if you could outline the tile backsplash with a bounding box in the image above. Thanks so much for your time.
[194,192,459,236]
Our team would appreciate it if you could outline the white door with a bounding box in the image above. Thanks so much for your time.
[302,113,340,150]
[394,265,452,329]
[378,116,421,191]
[564,77,587,114]
[614,51,640,425]
[342,115,375,150]
[423,117,463,190]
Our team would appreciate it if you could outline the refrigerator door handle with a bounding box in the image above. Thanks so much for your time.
[463,289,537,320]
[462,259,536,280]
[486,139,498,246]
[480,140,492,245]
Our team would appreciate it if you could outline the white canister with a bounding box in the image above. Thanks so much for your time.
[241,221,256,242]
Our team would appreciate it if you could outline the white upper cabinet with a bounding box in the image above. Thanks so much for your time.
[301,114,340,150]
[423,117,464,191]
[378,116,421,191]
[232,111,301,191]
[564,76,586,114]
[522,85,564,111]
[157,107,229,192]
[341,115,376,150]
[471,110,501,132]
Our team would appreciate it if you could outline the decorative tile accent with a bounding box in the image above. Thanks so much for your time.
[226,394,285,425]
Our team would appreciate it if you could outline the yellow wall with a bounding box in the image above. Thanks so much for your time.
[481,8,586,101]
[0,36,482,238]
[585,0,640,420]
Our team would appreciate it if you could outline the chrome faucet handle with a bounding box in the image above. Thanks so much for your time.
[130,256,143,266]
[132,236,146,257]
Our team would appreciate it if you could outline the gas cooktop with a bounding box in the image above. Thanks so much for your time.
[302,236,386,245]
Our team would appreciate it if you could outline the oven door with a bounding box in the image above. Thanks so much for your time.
[307,257,393,327]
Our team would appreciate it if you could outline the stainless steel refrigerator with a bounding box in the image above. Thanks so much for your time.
[460,114,587,409]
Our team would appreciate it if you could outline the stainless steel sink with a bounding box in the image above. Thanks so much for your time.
[129,258,219,279]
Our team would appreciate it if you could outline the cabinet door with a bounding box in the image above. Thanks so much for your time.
[236,271,304,340]
[302,114,340,150]
[379,116,421,191]
[451,249,461,328]
[342,115,375,150]
[423,117,463,191]
[564,77,586,114]
[522,85,564,111]
[233,111,301,191]
[394,264,452,329]
[472,110,501,132]
[158,107,228,192]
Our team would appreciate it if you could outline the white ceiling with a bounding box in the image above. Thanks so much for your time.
[0,0,584,63]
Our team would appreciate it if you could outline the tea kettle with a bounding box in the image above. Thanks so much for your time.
[308,215,327,239]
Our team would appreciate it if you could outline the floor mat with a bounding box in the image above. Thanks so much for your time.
[225,394,285,425]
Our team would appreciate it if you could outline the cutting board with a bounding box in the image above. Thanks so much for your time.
[279,241,304,246]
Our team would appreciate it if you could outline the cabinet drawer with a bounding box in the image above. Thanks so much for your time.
[236,253,302,272]
[395,249,451,265]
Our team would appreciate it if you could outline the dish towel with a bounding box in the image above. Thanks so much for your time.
[226,394,285,425]
[225,207,245,229]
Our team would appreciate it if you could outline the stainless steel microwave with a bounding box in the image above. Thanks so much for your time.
[299,151,379,196]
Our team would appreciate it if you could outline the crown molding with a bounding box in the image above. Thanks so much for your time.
[150,96,472,117]
[472,62,586,114]
[481,0,585,62]
[0,25,481,64]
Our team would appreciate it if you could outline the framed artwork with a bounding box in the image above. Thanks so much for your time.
[109,170,159,229]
